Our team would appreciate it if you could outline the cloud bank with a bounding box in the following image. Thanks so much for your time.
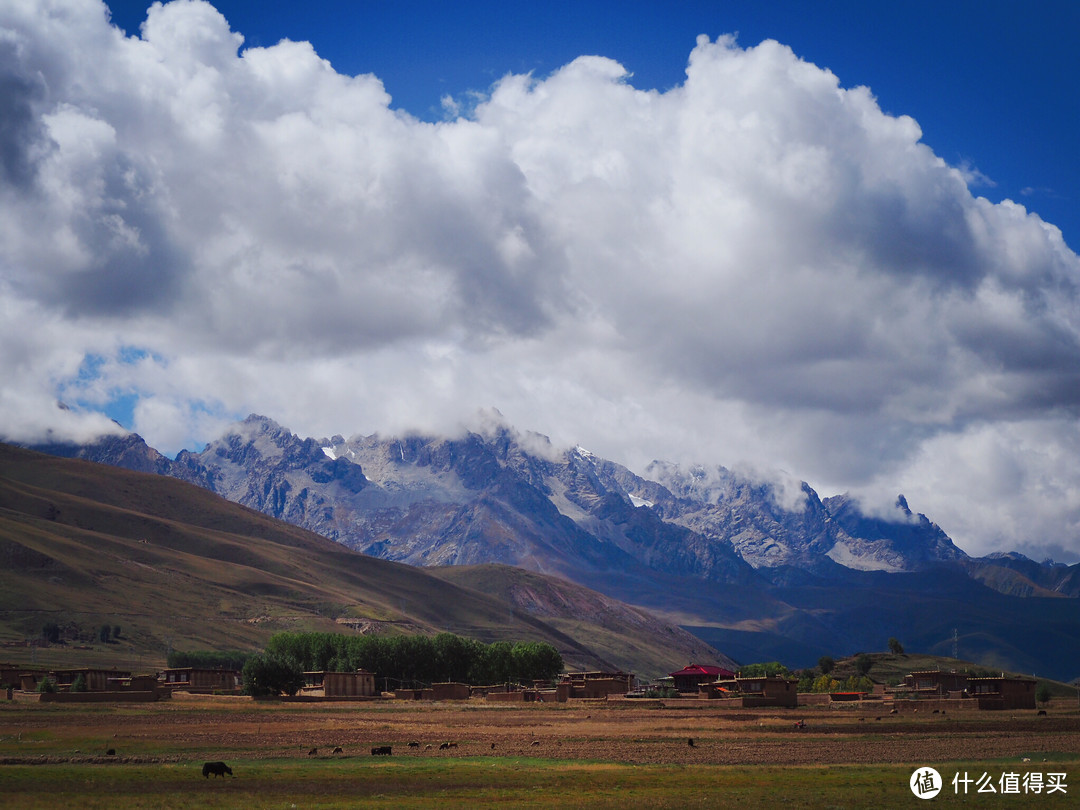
[2,1,1079,560]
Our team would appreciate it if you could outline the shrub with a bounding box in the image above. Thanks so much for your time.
[41,622,60,644]
[70,674,87,693]
[888,637,904,655]
[739,661,791,678]
[36,678,56,694]
[644,686,680,699]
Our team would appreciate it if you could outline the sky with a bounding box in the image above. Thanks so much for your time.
[1,0,1078,562]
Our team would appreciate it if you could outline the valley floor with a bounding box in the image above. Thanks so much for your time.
[2,694,1079,807]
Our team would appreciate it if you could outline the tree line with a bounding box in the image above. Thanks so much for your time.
[241,632,564,697]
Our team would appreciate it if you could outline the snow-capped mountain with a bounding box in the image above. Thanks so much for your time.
[178,415,965,584]
[24,414,1080,681]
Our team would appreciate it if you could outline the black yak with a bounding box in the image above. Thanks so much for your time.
[202,761,233,778]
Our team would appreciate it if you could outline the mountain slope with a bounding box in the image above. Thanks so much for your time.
[21,416,1080,681]
[0,443,723,678]
[429,564,739,676]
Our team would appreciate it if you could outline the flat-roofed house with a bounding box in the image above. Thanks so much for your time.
[967,676,1036,710]
[565,671,636,698]
[301,670,376,698]
[161,668,240,692]
[901,670,969,697]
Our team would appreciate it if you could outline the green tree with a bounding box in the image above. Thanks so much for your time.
[888,637,904,655]
[168,650,254,671]
[473,640,515,685]
[241,653,304,697]
[854,654,873,676]
[818,655,835,676]
[510,641,563,683]
[70,674,88,693]
[812,674,840,693]
[41,622,61,644]
[1036,682,1052,706]
[112,625,122,639]
[740,661,791,678]
[432,633,477,683]
[842,675,875,693]
[98,624,111,644]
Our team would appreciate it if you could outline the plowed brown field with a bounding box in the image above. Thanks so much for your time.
[3,693,1078,767]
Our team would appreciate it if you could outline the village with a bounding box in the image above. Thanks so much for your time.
[0,660,1039,711]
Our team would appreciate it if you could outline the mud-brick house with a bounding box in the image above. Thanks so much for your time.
[52,668,130,691]
[564,671,636,698]
[301,670,376,698]
[431,682,470,701]
[670,664,735,694]
[161,667,240,692]
[709,676,798,707]
[735,675,798,708]
[967,676,1036,710]
[1,663,36,689]
[900,670,969,698]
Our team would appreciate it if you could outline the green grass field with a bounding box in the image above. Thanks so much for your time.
[2,757,1078,809]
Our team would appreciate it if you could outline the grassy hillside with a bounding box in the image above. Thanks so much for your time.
[430,564,732,679]
[0,444,711,676]
[808,651,1077,696]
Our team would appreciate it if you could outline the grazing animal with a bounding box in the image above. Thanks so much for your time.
[491,742,496,750]
[875,717,882,721]
[105,748,116,756]
[332,746,343,754]
[439,742,450,750]
[408,741,420,748]
[202,761,233,778]
[932,709,939,714]
[1037,709,1047,716]
[371,746,392,756]
[687,738,695,747]
[530,740,541,746]
[307,747,318,757]
[889,709,898,714]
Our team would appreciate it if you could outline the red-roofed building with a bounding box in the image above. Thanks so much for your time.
[670,664,736,694]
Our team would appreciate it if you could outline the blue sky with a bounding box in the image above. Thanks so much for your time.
[2,0,1080,562]
[102,0,1078,248]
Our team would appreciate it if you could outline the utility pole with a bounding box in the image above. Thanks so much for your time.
[952,628,958,661]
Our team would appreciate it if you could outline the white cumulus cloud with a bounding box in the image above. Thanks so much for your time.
[1,2,1079,561]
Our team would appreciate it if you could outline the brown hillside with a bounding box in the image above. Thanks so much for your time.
[0,443,714,676]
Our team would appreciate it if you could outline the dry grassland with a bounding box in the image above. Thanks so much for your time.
[2,694,1079,807]
[3,693,1080,764]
